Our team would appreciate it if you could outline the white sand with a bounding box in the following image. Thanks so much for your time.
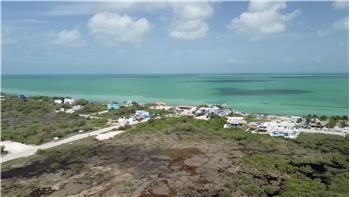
[95,130,125,141]
[0,141,36,154]
[1,124,122,163]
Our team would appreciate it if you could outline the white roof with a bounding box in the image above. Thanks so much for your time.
[227,116,247,124]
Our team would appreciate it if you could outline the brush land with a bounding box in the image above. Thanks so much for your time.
[1,116,348,197]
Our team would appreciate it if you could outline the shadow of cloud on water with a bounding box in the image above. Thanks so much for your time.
[186,79,273,83]
[216,88,312,96]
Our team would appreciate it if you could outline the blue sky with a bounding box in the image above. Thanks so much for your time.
[2,1,349,74]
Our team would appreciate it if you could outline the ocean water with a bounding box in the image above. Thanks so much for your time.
[1,74,348,116]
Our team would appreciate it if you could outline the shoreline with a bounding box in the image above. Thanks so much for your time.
[1,90,348,117]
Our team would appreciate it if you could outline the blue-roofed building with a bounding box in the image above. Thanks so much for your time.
[18,94,27,100]
[134,110,150,120]
[107,103,120,110]
[123,100,133,106]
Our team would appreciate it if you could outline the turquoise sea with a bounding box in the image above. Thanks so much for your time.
[1,74,348,116]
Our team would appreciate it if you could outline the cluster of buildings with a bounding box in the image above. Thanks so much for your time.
[53,97,84,113]
[107,102,120,110]
[248,121,300,139]
[105,100,152,126]
[303,117,348,133]
[224,117,247,128]
[106,100,133,110]
[53,97,75,105]
[223,115,302,139]
[175,105,233,119]
[122,110,151,126]
[150,102,173,111]
[49,95,347,138]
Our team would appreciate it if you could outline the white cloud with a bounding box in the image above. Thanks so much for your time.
[227,1,300,38]
[53,29,85,47]
[47,2,166,16]
[317,17,348,37]
[333,17,348,31]
[169,2,213,40]
[88,12,151,46]
[2,29,18,45]
[42,2,215,41]
[332,0,348,10]
[228,58,237,63]
[317,29,331,37]
[283,57,296,63]
[309,56,321,62]
[228,57,247,65]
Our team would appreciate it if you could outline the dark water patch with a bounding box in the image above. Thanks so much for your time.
[217,88,312,96]
[270,75,348,79]
[187,79,272,83]
[275,102,348,109]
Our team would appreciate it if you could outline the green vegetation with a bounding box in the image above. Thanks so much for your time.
[244,114,269,123]
[304,114,349,128]
[128,116,231,136]
[97,103,171,120]
[1,109,348,196]
[79,101,106,113]
[1,95,108,145]
[98,103,145,119]
[128,117,348,196]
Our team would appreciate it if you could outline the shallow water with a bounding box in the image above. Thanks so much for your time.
[1,74,348,116]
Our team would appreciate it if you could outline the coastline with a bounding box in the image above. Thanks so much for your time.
[1,90,348,117]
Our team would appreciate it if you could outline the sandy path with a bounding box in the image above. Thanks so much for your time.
[301,129,347,136]
[1,124,122,163]
[95,130,125,141]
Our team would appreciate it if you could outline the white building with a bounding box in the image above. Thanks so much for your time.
[150,102,173,111]
[72,105,84,111]
[55,108,65,113]
[224,116,247,128]
[64,97,75,104]
[54,99,63,104]
[123,100,133,107]
[291,116,302,123]
[267,122,300,139]
[175,106,196,116]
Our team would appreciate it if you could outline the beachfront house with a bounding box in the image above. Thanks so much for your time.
[176,106,195,116]
[248,122,270,133]
[134,110,151,121]
[224,117,247,128]
[291,116,302,123]
[217,108,232,117]
[257,122,269,132]
[194,107,209,116]
[107,103,120,110]
[55,108,65,113]
[72,105,84,111]
[268,123,300,139]
[64,97,75,104]
[123,117,136,126]
[194,105,231,118]
[123,100,133,107]
[150,102,173,111]
[54,98,63,104]
[18,95,27,100]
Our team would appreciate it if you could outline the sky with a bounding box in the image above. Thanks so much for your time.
[1,1,349,74]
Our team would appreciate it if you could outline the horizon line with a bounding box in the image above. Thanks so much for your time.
[1,72,349,76]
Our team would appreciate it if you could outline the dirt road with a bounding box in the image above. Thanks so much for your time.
[1,124,122,163]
